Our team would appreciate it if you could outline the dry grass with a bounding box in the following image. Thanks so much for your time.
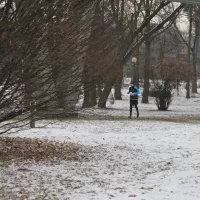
[0,137,91,199]
[0,137,87,164]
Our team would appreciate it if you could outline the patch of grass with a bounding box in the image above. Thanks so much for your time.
[0,187,61,200]
[0,137,88,164]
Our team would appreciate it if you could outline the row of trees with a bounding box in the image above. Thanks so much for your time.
[142,3,200,109]
[124,2,200,109]
[1,0,199,132]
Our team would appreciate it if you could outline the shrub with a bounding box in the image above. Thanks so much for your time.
[153,79,176,111]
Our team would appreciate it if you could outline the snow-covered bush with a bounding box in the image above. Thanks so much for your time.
[152,79,176,111]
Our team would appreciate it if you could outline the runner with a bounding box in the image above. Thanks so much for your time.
[127,81,140,118]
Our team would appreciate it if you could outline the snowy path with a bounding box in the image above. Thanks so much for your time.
[1,120,200,200]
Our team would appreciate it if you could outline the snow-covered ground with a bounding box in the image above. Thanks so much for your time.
[1,87,200,200]
[79,88,200,119]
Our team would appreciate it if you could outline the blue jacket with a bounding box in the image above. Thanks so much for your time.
[128,85,140,100]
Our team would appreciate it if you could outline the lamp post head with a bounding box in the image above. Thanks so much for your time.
[132,57,137,63]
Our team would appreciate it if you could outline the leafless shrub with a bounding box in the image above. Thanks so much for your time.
[152,57,187,110]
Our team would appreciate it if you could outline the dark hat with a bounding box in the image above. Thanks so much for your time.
[130,78,135,84]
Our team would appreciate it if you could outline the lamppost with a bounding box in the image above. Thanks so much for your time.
[132,57,137,85]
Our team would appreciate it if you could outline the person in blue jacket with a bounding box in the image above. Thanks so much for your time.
[127,81,140,118]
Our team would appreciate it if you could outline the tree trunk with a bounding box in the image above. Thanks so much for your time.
[114,82,122,100]
[192,51,197,93]
[82,64,97,108]
[83,90,97,108]
[142,38,151,103]
[51,66,66,109]
[192,13,199,94]
[114,67,123,100]
[186,7,193,98]
[90,86,97,106]
[136,37,140,88]
[82,1,101,108]
[56,90,66,109]
[186,82,190,98]
[83,83,97,108]
[98,76,117,108]
[142,0,151,103]
[30,110,35,128]
[177,79,180,96]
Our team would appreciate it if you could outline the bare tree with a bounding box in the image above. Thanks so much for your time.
[97,1,185,108]
[142,0,151,104]
[0,0,96,133]
[0,0,187,133]
[174,5,200,97]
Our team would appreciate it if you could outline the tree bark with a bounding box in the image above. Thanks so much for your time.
[136,35,140,88]
[115,82,122,100]
[82,0,101,108]
[98,76,117,108]
[82,64,97,108]
[114,67,123,100]
[142,0,151,104]
[82,88,97,108]
[56,90,66,109]
[186,7,192,98]
[192,51,198,93]
[142,38,151,103]
[192,12,199,94]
